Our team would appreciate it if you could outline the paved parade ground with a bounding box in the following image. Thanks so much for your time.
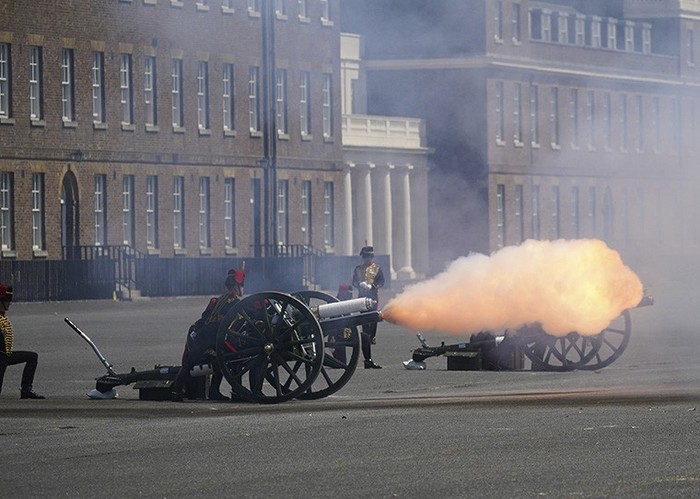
[1,293,699,498]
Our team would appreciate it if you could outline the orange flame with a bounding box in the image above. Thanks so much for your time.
[382,239,643,337]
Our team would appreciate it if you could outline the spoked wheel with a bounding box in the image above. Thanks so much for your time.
[577,310,631,371]
[215,292,325,404]
[292,290,361,400]
[517,310,632,371]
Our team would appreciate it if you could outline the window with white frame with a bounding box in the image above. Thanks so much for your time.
[32,173,45,250]
[298,0,308,19]
[171,59,184,128]
[61,49,75,122]
[495,80,504,143]
[689,29,695,65]
[276,69,288,135]
[496,184,506,248]
[301,180,311,245]
[541,9,551,42]
[569,88,579,148]
[276,179,288,245]
[636,94,644,152]
[571,186,580,238]
[575,14,585,45]
[591,17,602,48]
[588,186,597,237]
[199,177,210,248]
[275,0,286,16]
[92,52,105,123]
[173,176,185,249]
[0,172,13,251]
[197,61,210,130]
[608,19,618,49]
[586,90,595,149]
[513,82,522,145]
[146,175,159,248]
[29,46,43,120]
[144,56,157,127]
[94,175,107,246]
[620,93,628,151]
[320,0,331,22]
[512,3,521,43]
[495,1,503,41]
[531,184,540,239]
[248,0,260,14]
[625,22,635,52]
[557,13,569,43]
[322,74,333,138]
[530,84,539,146]
[0,43,10,118]
[603,92,612,149]
[551,185,560,239]
[642,24,651,54]
[514,184,524,244]
[223,63,235,132]
[122,175,135,246]
[248,66,260,132]
[549,87,559,147]
[300,71,311,136]
[120,54,133,125]
[224,178,236,248]
[323,181,334,248]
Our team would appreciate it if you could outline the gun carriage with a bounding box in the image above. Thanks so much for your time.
[406,295,654,372]
[67,290,379,403]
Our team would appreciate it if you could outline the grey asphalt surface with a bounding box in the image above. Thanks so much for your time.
[1,291,699,498]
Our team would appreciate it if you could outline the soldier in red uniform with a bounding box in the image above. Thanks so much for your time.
[170,269,245,401]
[0,285,45,399]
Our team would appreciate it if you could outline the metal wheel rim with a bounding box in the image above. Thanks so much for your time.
[215,292,324,403]
[292,290,361,400]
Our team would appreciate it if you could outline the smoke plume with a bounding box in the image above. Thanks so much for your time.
[382,239,644,337]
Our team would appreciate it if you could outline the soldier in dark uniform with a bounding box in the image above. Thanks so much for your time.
[170,269,245,401]
[352,246,385,369]
[0,285,45,399]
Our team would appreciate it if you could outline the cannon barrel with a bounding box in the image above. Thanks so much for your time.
[315,297,376,318]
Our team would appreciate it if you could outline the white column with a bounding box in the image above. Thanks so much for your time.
[363,164,374,246]
[343,165,354,256]
[383,165,395,277]
[398,165,415,279]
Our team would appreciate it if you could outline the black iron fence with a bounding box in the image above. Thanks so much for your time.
[2,245,390,302]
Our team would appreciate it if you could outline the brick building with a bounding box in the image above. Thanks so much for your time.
[343,0,700,277]
[0,0,344,264]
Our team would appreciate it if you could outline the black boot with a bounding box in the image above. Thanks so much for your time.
[364,359,382,369]
[20,389,45,399]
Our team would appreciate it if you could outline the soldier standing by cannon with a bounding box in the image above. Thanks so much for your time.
[352,246,384,369]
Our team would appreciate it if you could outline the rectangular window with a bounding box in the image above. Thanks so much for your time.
[671,97,680,154]
[689,29,695,65]
[588,187,597,237]
[323,181,334,248]
[495,1,503,41]
[122,175,135,246]
[549,87,559,147]
[94,175,107,246]
[276,179,289,245]
[276,69,288,135]
[636,94,644,152]
[120,54,134,125]
[514,184,524,244]
[496,184,506,248]
[0,43,10,118]
[625,22,635,52]
[551,186,560,240]
[591,17,602,48]
[620,94,628,151]
[513,82,522,145]
[224,178,236,248]
[571,186,580,238]
[322,74,333,138]
[320,0,330,22]
[301,180,312,245]
[652,96,660,152]
[300,71,311,136]
[173,176,185,249]
[61,49,75,122]
[541,10,551,42]
[199,177,211,248]
[0,172,13,251]
[569,88,579,148]
[223,63,235,132]
[248,0,260,14]
[171,59,184,128]
[92,52,105,123]
[144,56,158,127]
[558,13,569,43]
[532,184,540,239]
[275,0,286,16]
[298,0,308,19]
[248,66,260,132]
[530,84,539,146]
[29,46,43,120]
[603,92,612,149]
[575,15,585,45]
[32,173,45,250]
[586,90,595,149]
[495,80,504,143]
[146,175,159,249]
[512,3,521,43]
[197,61,210,131]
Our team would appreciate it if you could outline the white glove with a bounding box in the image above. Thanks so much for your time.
[359,281,371,290]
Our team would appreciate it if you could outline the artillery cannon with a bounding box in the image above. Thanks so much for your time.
[404,295,654,372]
[67,290,380,403]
